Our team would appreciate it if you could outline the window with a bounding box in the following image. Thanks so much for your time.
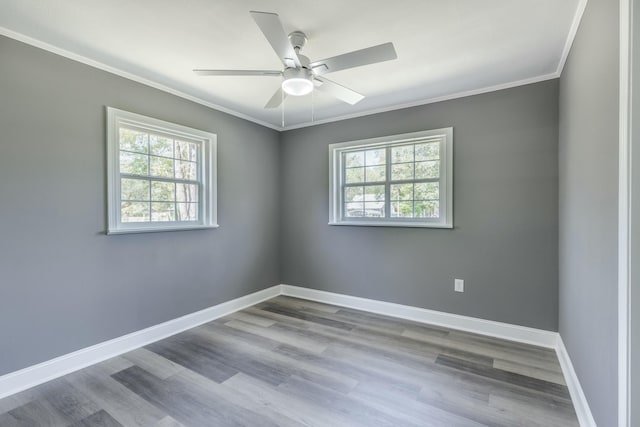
[106,107,217,234]
[329,128,453,228]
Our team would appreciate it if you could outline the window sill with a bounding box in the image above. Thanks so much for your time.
[107,224,219,235]
[328,221,452,229]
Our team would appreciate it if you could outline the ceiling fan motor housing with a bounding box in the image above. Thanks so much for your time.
[288,31,307,51]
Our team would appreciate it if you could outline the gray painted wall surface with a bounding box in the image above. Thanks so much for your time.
[558,0,619,424]
[280,80,559,331]
[0,36,280,376]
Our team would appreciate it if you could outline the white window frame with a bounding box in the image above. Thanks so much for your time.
[106,107,218,234]
[329,128,453,228]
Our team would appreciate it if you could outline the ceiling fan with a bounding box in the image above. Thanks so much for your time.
[194,11,398,109]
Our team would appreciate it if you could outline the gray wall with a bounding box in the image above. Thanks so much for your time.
[0,36,281,376]
[280,80,560,331]
[558,0,620,424]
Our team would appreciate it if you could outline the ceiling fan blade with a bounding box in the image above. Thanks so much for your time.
[310,42,397,76]
[250,11,301,68]
[193,69,282,76]
[264,87,287,109]
[314,77,364,105]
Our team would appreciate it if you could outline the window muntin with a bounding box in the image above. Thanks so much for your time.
[329,128,453,228]
[107,108,217,234]
[118,127,200,223]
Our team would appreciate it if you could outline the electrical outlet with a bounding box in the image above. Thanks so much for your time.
[454,279,464,292]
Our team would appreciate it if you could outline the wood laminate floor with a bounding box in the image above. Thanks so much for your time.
[0,296,578,426]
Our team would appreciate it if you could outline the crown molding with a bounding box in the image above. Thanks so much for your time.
[282,72,560,131]
[556,0,589,75]
[0,26,282,131]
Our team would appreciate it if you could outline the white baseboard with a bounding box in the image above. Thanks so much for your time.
[280,284,558,348]
[556,337,598,427]
[0,285,281,400]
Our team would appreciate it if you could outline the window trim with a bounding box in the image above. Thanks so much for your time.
[328,128,453,228]
[106,107,218,234]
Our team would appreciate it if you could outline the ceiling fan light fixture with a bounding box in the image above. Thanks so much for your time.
[281,68,313,96]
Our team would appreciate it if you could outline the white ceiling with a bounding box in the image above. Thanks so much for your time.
[0,0,584,130]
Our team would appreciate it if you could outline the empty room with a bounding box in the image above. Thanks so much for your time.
[0,0,637,426]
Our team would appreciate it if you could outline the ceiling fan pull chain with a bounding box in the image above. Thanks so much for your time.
[311,89,315,123]
[281,88,285,128]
